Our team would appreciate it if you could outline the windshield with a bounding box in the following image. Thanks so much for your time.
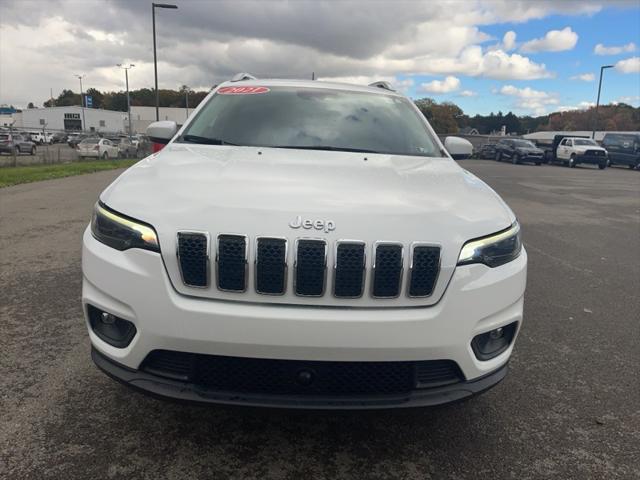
[513,140,536,148]
[178,86,444,157]
[574,139,597,146]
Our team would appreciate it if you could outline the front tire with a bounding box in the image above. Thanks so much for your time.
[30,146,36,156]
[568,155,576,168]
[15,146,20,155]
[495,151,502,162]
[102,152,109,160]
[598,162,607,170]
[512,154,519,165]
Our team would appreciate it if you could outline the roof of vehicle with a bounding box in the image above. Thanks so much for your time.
[216,78,404,97]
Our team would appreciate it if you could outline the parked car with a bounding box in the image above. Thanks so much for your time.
[0,133,36,155]
[84,77,527,409]
[77,137,120,159]
[29,131,53,145]
[494,138,544,165]
[477,143,497,159]
[51,132,68,144]
[68,133,90,148]
[109,137,138,158]
[556,137,608,169]
[601,133,640,169]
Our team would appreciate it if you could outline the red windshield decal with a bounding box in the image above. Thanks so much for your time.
[217,86,270,95]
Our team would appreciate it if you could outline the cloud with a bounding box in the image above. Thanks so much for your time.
[614,95,640,106]
[499,85,560,115]
[557,101,595,112]
[615,56,640,73]
[520,27,578,53]
[459,90,477,97]
[594,42,636,55]
[418,76,461,93]
[570,73,595,81]
[489,31,517,52]
[502,31,517,51]
[0,0,621,108]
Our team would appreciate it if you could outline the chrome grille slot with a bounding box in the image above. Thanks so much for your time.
[294,239,327,296]
[177,232,209,287]
[216,234,248,292]
[408,244,440,297]
[372,243,403,298]
[255,237,287,295]
[333,241,366,298]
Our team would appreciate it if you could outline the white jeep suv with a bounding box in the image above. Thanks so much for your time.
[82,77,527,408]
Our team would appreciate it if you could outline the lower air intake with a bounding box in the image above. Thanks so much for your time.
[141,350,465,396]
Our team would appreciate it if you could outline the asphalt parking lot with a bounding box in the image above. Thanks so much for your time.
[1,160,639,479]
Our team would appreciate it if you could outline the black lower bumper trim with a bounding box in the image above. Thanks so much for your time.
[91,347,508,409]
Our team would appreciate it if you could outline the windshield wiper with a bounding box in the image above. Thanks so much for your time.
[180,134,237,145]
[271,145,382,154]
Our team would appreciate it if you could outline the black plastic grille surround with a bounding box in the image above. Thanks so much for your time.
[334,242,366,298]
[177,232,208,287]
[256,238,287,294]
[295,240,326,296]
[372,244,403,298]
[217,235,247,291]
[142,350,465,396]
[409,246,441,297]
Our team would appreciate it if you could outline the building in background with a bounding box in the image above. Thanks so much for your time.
[10,106,127,133]
[130,106,192,134]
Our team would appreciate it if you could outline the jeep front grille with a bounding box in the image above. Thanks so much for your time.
[177,232,208,287]
[176,234,441,300]
[216,234,248,292]
[255,237,287,295]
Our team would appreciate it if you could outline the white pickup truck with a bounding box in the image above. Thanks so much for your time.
[556,137,608,169]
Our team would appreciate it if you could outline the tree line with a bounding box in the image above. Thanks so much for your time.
[29,88,640,135]
[41,85,210,112]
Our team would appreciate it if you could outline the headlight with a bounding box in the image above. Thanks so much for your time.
[457,222,521,268]
[91,202,160,252]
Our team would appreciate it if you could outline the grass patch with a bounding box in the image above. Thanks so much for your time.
[0,159,138,188]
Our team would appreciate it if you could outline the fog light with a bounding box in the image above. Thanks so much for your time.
[471,322,518,361]
[88,305,137,348]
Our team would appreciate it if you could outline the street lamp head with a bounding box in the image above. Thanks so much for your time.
[602,65,614,69]
[153,3,178,8]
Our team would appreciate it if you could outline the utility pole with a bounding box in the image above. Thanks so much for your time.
[592,65,613,139]
[74,74,86,132]
[184,86,189,118]
[117,64,135,138]
[152,3,178,121]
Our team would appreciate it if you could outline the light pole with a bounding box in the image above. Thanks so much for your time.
[184,85,189,118]
[152,3,178,121]
[74,74,86,132]
[117,63,135,138]
[592,65,614,139]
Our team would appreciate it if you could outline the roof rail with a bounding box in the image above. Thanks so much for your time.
[368,81,395,92]
[230,72,257,82]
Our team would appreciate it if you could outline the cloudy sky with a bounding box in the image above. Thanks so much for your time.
[1,0,639,115]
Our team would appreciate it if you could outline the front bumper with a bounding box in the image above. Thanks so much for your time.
[92,347,509,409]
[82,227,527,407]
[576,153,607,165]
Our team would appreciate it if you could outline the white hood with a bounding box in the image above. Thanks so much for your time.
[100,144,515,307]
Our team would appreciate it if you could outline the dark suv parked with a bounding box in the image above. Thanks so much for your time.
[494,138,545,165]
[601,133,640,169]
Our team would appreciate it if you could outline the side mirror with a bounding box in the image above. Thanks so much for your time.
[146,121,178,145]
[444,136,473,160]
